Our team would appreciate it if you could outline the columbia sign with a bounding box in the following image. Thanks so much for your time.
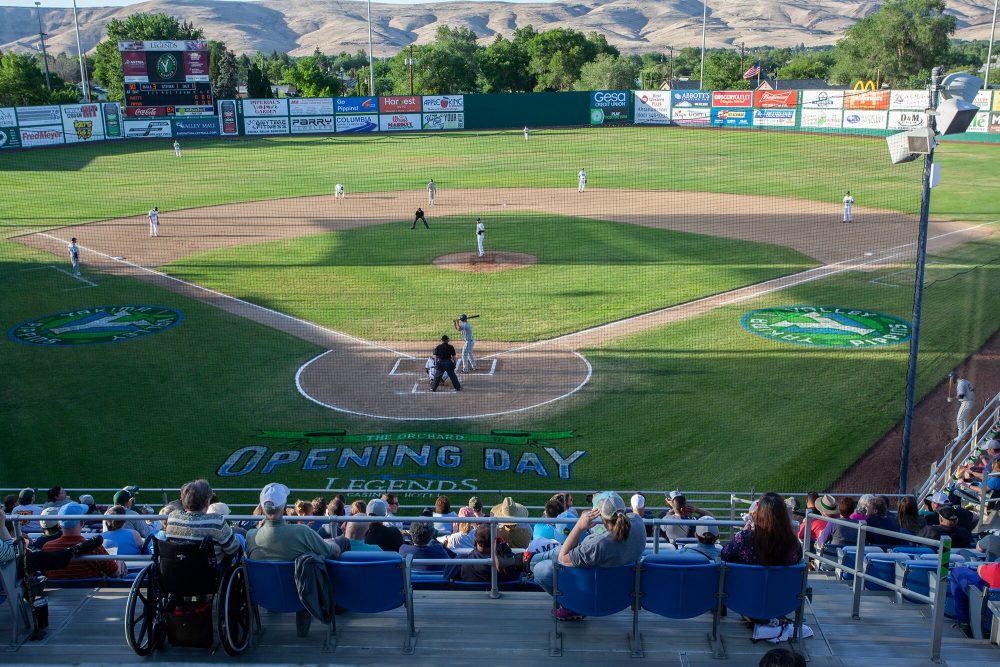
[741,306,911,348]
[590,91,628,108]
[9,305,183,346]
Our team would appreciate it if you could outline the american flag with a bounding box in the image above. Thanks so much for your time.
[742,62,761,80]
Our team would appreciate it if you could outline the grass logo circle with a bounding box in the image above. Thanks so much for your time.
[741,306,911,348]
[9,306,183,346]
[156,54,179,79]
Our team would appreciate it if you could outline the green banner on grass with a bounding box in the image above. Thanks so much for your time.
[258,429,577,447]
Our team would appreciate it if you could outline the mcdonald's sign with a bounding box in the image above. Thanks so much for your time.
[853,80,877,91]
[845,82,889,110]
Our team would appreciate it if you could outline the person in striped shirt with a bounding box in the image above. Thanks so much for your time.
[164,480,241,562]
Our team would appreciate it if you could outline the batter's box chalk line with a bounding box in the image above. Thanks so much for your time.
[390,357,498,378]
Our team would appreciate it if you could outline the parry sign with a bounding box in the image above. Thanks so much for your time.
[290,116,336,134]
[633,90,671,125]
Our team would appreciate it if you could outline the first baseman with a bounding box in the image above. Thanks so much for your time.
[427,179,437,205]
[173,140,181,158]
[68,237,80,277]
[842,191,854,223]
[454,314,477,372]
[578,168,587,193]
[148,207,159,237]
[476,218,485,257]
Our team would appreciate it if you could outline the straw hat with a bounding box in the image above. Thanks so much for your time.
[490,497,528,519]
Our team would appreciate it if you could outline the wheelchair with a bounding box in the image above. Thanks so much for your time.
[124,537,252,656]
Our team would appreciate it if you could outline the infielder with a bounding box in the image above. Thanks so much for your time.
[476,218,485,257]
[427,179,437,206]
[148,207,159,237]
[68,237,80,277]
[842,191,854,223]
[335,183,345,198]
[523,126,529,141]
[578,168,587,193]
[454,313,478,372]
[173,140,181,158]
[412,207,429,230]
[949,371,976,438]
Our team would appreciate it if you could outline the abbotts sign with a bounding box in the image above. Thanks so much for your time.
[741,306,911,348]
[9,305,183,346]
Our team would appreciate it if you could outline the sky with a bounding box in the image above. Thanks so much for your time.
[2,0,548,6]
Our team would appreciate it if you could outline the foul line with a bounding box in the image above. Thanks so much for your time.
[20,264,98,288]
[35,233,415,359]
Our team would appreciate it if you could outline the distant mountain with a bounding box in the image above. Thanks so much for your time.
[0,0,995,58]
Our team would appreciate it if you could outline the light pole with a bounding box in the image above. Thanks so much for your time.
[985,0,998,90]
[34,1,51,91]
[405,44,417,95]
[72,0,90,101]
[367,0,375,95]
[699,0,708,87]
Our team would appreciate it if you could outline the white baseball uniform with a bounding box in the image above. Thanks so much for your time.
[148,208,159,237]
[458,320,476,371]
[173,140,181,158]
[578,169,587,193]
[427,180,437,205]
[476,219,485,257]
[956,378,976,437]
[68,241,80,276]
[524,126,529,141]
[426,356,450,385]
[843,193,854,222]
[335,183,345,198]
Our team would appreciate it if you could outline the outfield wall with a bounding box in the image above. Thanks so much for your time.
[2,88,998,150]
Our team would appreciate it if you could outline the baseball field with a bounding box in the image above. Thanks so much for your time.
[2,126,999,497]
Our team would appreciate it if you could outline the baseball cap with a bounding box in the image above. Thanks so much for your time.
[207,502,230,516]
[18,488,34,503]
[985,439,1000,451]
[113,488,135,505]
[695,517,720,537]
[460,314,468,321]
[666,490,682,500]
[630,493,646,509]
[930,491,950,505]
[592,491,626,520]
[938,507,959,521]
[39,506,60,530]
[366,498,388,516]
[468,496,482,511]
[58,502,89,529]
[79,494,95,507]
[260,482,290,508]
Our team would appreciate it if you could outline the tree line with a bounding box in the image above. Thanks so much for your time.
[1,0,997,108]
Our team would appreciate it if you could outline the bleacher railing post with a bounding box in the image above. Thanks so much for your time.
[488,521,500,599]
[851,521,867,620]
[929,535,951,663]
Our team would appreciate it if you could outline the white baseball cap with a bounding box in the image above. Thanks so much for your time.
[630,494,646,509]
[208,502,230,516]
[260,483,290,508]
[695,517,720,537]
[366,498,388,516]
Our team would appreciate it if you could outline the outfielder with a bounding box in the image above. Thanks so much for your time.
[523,126,529,141]
[148,207,159,237]
[173,140,181,158]
[454,314,478,372]
[335,183,345,198]
[578,168,587,193]
[427,179,437,205]
[948,371,976,438]
[68,237,80,277]
[842,191,854,223]
[476,218,485,257]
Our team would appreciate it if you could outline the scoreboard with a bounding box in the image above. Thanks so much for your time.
[118,40,214,117]
[124,82,213,109]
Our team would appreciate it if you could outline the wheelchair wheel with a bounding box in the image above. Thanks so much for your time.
[124,563,164,656]
[218,564,252,656]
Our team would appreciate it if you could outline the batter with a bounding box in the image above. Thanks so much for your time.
[454,313,478,372]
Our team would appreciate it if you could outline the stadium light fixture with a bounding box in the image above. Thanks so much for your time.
[34,1,51,91]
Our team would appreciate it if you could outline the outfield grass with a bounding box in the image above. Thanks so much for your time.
[164,213,816,341]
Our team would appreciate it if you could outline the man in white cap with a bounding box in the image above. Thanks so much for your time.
[363,498,403,552]
[925,490,975,533]
[630,493,654,537]
[685,517,722,562]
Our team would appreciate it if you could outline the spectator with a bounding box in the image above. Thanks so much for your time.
[245,482,340,639]
[111,487,154,539]
[364,498,403,552]
[959,458,1000,496]
[78,494,102,528]
[804,492,820,514]
[630,493,655,537]
[817,497,859,555]
[445,525,520,583]
[722,492,802,566]
[164,479,241,561]
[919,507,972,548]
[441,507,477,550]
[2,495,15,514]
[491,497,532,549]
[896,495,926,535]
[759,647,807,667]
[660,491,714,543]
[863,496,902,546]
[976,532,1000,561]
[13,488,43,532]
[551,493,579,544]
[510,491,645,621]
[311,496,327,518]
[319,498,346,539]
[534,497,565,541]
[349,500,367,516]
[949,562,1000,637]
[924,491,975,533]
[209,502,247,539]
[42,486,69,510]
[382,493,404,530]
[433,495,458,533]
[343,519,381,552]
[43,502,126,579]
[798,494,836,543]
[401,521,453,571]
[101,506,143,555]
[32,507,63,549]
[468,496,485,517]
[685,517,723,562]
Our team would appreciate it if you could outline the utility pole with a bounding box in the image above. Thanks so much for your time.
[72,0,90,101]
[34,1,51,91]
[668,46,673,85]
[366,0,375,96]
[699,0,708,87]
[985,0,998,90]
[407,44,415,95]
[739,42,745,73]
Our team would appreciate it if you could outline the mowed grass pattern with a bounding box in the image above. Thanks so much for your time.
[164,213,817,341]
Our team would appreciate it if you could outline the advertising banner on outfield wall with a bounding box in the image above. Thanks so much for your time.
[671,91,710,108]
[172,117,221,136]
[380,113,421,131]
[966,111,990,133]
[20,126,64,146]
[335,96,378,114]
[671,107,710,125]
[844,90,889,110]
[219,100,238,135]
[843,110,888,130]
[290,98,334,116]
[422,95,464,112]
[752,109,796,127]
[801,90,844,109]
[379,96,421,113]
[244,117,290,135]
[633,90,671,124]
[242,98,289,117]
[0,107,15,126]
[336,114,378,132]
[123,119,173,138]
[887,110,927,131]
[991,112,1000,133]
[61,104,104,143]
[711,108,752,127]
[800,108,843,129]
[16,105,61,127]
[0,127,21,149]
[102,103,122,138]
[972,89,992,109]
[712,91,752,107]
[993,93,1000,112]
[590,90,629,108]
[889,90,927,110]
[422,112,464,130]
[754,90,797,108]
[290,116,336,134]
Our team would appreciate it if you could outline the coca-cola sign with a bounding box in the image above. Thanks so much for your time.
[125,106,167,118]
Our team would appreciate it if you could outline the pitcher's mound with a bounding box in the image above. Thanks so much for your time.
[433,252,537,272]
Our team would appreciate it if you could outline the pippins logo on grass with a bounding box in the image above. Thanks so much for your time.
[741,306,911,348]
[9,305,183,346]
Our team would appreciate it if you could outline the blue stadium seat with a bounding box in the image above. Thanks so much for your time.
[551,562,639,656]
[244,559,302,613]
[638,552,722,655]
[894,560,939,604]
[838,546,885,581]
[863,553,912,592]
[891,546,934,556]
[325,552,416,654]
[969,587,1000,641]
[723,563,808,621]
